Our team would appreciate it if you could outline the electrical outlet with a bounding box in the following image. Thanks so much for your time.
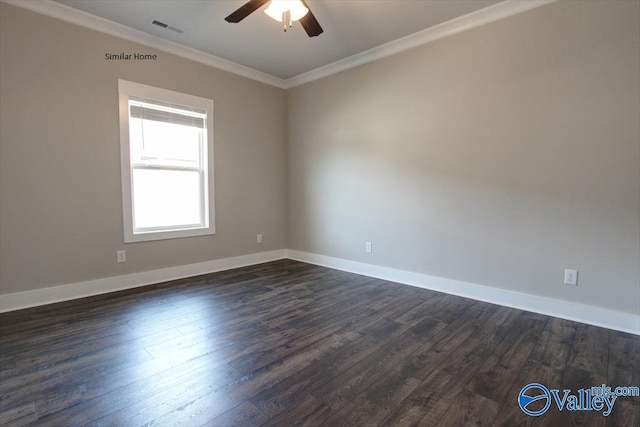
[564,269,578,286]
[117,250,126,263]
[257,234,263,243]
[365,241,372,253]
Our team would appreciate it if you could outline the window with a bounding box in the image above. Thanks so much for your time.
[119,80,214,243]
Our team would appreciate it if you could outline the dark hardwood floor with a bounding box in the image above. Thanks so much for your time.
[1,259,638,426]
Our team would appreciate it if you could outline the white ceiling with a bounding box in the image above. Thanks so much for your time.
[12,0,554,87]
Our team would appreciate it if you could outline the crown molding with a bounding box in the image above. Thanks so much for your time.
[282,0,557,88]
[3,0,556,90]
[1,0,288,89]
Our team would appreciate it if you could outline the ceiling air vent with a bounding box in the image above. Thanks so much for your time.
[151,19,184,34]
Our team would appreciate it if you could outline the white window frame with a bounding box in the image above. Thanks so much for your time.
[118,79,215,243]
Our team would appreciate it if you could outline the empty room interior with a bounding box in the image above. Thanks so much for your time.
[1,0,639,425]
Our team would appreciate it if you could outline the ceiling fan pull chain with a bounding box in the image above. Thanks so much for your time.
[283,10,290,32]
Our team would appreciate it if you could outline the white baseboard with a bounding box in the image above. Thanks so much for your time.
[2,248,637,335]
[0,250,287,313]
[286,250,640,335]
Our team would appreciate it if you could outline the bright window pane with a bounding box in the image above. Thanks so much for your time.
[132,169,202,229]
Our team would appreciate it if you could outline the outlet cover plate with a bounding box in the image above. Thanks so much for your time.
[564,269,578,286]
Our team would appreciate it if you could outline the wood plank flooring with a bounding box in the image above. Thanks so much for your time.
[0,259,638,426]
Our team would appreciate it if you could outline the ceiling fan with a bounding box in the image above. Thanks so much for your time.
[225,0,323,37]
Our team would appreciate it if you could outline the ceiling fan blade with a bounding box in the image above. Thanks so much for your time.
[299,0,323,37]
[225,0,270,23]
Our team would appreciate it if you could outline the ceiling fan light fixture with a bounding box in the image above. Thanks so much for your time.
[225,0,322,37]
[264,0,309,23]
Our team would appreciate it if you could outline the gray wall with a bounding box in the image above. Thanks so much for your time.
[2,1,639,317]
[0,4,287,294]
[287,0,640,314]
